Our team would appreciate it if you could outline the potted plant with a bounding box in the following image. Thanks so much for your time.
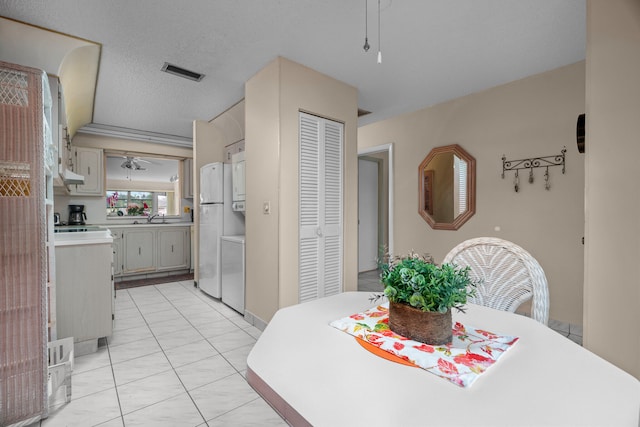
[375,251,476,345]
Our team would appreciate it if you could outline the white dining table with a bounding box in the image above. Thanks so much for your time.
[247,292,640,427]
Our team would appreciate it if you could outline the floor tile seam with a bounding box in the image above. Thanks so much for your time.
[158,336,217,353]
[201,389,262,424]
[217,343,255,376]
[109,349,164,367]
[118,386,195,418]
[113,365,176,388]
[205,322,257,344]
[148,310,222,344]
[122,291,210,391]
[185,371,238,394]
[108,334,156,349]
[112,313,146,322]
[105,342,126,424]
[154,287,247,347]
[207,337,257,360]
[151,346,232,424]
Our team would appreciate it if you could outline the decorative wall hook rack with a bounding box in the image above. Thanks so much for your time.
[502,147,566,192]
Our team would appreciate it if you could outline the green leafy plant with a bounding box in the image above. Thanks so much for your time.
[374,250,476,313]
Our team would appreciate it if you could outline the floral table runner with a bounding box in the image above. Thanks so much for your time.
[329,302,519,387]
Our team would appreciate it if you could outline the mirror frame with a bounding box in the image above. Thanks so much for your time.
[418,144,476,230]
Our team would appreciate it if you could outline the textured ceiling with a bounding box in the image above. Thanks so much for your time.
[0,1,585,142]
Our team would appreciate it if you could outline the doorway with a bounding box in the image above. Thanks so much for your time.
[357,143,394,273]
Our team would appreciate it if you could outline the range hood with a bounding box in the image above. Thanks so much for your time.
[56,168,85,185]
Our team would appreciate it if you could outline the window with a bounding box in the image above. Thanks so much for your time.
[106,190,178,216]
[105,154,183,218]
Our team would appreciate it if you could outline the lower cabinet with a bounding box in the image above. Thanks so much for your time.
[55,241,113,355]
[158,228,189,270]
[109,225,191,278]
[112,229,123,276]
[124,229,156,273]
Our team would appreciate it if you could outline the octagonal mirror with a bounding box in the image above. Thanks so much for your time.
[418,144,476,230]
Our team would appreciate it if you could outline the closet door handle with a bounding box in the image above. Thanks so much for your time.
[138,247,141,255]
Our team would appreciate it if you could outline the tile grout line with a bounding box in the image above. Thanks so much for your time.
[126,281,254,424]
[122,283,209,425]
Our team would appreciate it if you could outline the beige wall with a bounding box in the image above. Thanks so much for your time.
[245,57,359,324]
[358,62,586,326]
[584,0,640,378]
[73,132,193,158]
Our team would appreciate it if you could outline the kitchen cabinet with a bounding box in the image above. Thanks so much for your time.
[55,239,113,356]
[123,229,156,273]
[109,225,191,278]
[158,228,189,270]
[111,230,123,276]
[224,139,245,162]
[69,146,103,196]
[183,158,194,199]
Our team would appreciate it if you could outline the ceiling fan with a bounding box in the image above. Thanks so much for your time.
[120,156,150,171]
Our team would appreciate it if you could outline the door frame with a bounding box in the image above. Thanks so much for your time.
[357,143,394,258]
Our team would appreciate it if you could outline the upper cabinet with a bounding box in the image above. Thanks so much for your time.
[224,139,245,163]
[182,158,193,199]
[69,147,103,196]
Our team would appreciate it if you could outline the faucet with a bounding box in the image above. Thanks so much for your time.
[147,213,160,223]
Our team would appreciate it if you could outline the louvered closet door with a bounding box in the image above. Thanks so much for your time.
[299,112,343,303]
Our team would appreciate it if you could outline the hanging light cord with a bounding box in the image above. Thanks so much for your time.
[377,0,382,63]
[363,0,370,52]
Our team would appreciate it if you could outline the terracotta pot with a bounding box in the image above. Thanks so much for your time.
[389,301,452,345]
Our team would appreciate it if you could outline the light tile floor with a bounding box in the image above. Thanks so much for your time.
[42,280,287,427]
[42,271,581,426]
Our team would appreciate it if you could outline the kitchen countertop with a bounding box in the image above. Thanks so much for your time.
[102,222,193,228]
[54,225,114,246]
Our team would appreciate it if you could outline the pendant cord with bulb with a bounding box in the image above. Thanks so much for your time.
[363,0,370,52]
[377,0,382,63]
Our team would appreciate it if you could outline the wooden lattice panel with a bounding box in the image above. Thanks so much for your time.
[0,162,31,197]
[0,68,29,107]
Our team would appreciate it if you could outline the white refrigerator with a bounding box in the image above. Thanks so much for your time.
[198,163,245,298]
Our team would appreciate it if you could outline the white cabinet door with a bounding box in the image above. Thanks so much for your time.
[158,228,188,270]
[110,228,124,276]
[299,112,343,303]
[182,158,194,199]
[124,229,155,273]
[55,243,113,344]
[70,146,103,195]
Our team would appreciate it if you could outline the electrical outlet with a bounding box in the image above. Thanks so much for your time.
[263,201,271,215]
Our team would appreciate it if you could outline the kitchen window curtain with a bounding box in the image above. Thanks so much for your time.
[0,61,48,426]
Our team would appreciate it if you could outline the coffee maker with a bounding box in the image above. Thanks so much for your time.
[68,204,87,225]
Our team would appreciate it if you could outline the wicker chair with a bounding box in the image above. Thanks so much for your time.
[443,237,549,325]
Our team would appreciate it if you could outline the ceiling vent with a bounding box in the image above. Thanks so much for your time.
[161,62,205,82]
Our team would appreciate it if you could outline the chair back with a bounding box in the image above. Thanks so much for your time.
[443,237,549,325]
